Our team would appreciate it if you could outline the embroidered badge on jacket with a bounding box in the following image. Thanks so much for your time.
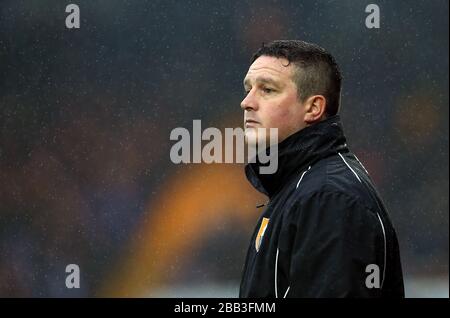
[255,217,269,252]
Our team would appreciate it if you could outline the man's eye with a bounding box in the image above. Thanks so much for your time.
[262,87,275,94]
[243,89,250,96]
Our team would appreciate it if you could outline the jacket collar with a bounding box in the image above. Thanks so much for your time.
[245,115,348,198]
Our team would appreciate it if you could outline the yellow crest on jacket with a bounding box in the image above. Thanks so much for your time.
[255,217,270,252]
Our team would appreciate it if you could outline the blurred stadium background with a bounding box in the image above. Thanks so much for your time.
[0,0,448,297]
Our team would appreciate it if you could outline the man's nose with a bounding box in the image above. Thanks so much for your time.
[240,91,258,111]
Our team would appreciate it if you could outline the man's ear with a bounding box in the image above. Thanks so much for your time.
[304,95,327,123]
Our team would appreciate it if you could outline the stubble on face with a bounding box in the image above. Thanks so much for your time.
[241,56,306,148]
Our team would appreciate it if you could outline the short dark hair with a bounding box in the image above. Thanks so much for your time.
[251,40,342,116]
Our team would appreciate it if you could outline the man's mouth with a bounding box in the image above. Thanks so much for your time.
[245,119,260,128]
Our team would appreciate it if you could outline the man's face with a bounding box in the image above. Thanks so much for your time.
[241,55,307,146]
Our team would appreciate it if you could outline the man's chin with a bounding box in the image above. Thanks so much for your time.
[244,129,258,148]
[244,129,274,149]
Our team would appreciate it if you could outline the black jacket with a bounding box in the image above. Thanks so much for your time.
[239,115,404,298]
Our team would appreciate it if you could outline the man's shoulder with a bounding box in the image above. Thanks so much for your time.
[283,180,377,228]
[295,154,357,189]
[288,154,373,209]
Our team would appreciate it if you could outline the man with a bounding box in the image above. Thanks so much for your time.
[239,40,404,297]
